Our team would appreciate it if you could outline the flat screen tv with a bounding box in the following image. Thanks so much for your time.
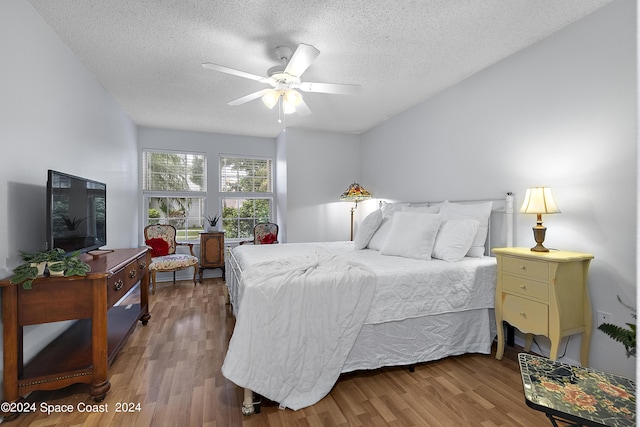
[46,170,107,253]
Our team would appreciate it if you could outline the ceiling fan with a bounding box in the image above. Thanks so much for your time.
[202,43,362,117]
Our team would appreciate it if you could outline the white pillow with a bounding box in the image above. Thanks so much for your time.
[367,216,393,250]
[354,210,383,249]
[438,201,492,257]
[380,212,441,260]
[432,219,480,262]
[380,202,410,218]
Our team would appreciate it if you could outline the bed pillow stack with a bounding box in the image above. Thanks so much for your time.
[431,219,479,261]
[437,201,492,258]
[357,200,492,262]
[353,209,383,249]
[380,212,441,260]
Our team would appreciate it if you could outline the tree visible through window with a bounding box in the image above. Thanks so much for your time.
[143,150,206,241]
[220,156,273,240]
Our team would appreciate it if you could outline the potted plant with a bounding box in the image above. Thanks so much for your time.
[598,295,636,358]
[61,251,92,277]
[17,248,65,277]
[205,213,221,232]
[10,248,90,289]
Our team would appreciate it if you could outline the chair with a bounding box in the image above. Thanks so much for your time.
[239,222,279,245]
[144,224,199,294]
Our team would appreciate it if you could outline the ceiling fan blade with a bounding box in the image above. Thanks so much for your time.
[295,98,312,117]
[299,81,362,95]
[284,44,320,77]
[228,89,272,106]
[202,62,268,83]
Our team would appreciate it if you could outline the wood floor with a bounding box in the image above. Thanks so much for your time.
[5,278,548,426]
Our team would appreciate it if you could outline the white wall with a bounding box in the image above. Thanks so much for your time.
[0,0,139,385]
[361,0,636,378]
[276,128,361,243]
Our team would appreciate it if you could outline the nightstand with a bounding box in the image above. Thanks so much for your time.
[493,247,594,366]
[199,231,225,282]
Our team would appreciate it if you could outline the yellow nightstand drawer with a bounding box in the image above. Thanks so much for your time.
[502,274,549,301]
[502,256,548,281]
[502,294,548,336]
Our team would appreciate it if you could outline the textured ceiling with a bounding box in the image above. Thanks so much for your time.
[27,0,613,138]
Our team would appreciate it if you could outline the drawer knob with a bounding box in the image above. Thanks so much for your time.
[519,311,527,318]
[519,284,526,290]
[140,262,146,269]
[519,265,527,271]
[129,269,137,279]
[114,279,124,291]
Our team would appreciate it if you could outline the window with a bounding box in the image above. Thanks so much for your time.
[143,150,206,241]
[220,156,273,240]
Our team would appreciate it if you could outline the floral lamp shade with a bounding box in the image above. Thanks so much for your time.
[340,182,373,241]
[339,183,372,204]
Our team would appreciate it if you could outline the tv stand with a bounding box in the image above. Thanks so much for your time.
[0,248,150,420]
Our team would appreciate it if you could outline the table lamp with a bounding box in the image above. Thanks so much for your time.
[339,182,372,241]
[520,187,561,252]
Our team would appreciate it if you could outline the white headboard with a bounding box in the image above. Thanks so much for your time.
[378,193,515,256]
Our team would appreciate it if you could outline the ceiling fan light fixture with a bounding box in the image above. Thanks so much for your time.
[261,90,280,109]
[284,89,302,106]
[282,99,297,115]
[204,43,361,120]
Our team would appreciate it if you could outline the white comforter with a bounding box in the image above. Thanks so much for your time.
[229,242,497,324]
[221,247,376,410]
[223,241,497,410]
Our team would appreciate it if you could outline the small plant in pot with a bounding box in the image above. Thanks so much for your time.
[10,248,90,289]
[61,251,92,277]
[205,213,221,231]
[11,248,65,289]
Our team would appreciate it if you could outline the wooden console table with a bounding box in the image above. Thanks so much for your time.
[0,247,150,419]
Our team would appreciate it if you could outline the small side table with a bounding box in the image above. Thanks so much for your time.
[518,353,635,427]
[199,231,225,282]
[493,248,594,366]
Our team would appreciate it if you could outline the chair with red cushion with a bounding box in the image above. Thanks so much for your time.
[144,224,198,294]
[239,222,279,245]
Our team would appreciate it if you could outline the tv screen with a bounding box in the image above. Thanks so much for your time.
[46,170,107,253]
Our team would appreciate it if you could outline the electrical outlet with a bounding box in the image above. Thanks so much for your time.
[597,311,612,327]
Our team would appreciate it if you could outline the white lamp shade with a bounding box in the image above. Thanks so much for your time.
[520,187,561,214]
[261,90,280,109]
[282,100,296,114]
[282,89,302,114]
[284,89,302,106]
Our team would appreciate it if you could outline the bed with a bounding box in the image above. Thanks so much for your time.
[223,196,515,415]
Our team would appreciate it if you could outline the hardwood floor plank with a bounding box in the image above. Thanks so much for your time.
[3,278,550,426]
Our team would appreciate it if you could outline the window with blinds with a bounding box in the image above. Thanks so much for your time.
[219,155,273,240]
[143,151,206,192]
[142,150,207,241]
[220,156,271,193]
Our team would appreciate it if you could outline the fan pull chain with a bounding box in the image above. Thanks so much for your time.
[278,93,286,128]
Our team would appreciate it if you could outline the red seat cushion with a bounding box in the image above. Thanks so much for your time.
[145,237,170,257]
[260,233,277,245]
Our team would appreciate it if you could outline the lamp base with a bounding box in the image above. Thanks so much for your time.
[349,206,355,241]
[530,243,550,252]
[530,225,549,252]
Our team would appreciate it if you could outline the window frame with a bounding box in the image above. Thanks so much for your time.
[142,149,207,243]
[219,154,274,242]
